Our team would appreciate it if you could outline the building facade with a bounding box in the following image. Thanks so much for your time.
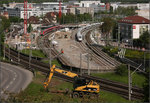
[118,16,150,44]
[0,7,20,17]
[80,0,101,7]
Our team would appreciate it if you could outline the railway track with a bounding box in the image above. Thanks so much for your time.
[4,47,144,100]
[36,33,73,67]
[3,24,144,101]
[76,25,118,71]
[85,30,121,67]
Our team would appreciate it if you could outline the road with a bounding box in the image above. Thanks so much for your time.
[0,62,33,99]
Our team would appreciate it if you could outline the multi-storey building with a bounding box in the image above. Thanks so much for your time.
[0,7,20,17]
[118,15,150,44]
[80,0,101,7]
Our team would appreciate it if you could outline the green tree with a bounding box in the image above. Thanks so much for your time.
[143,69,149,102]
[27,24,33,33]
[133,31,150,49]
[115,64,128,76]
[0,17,6,57]
[140,31,150,48]
[9,16,20,23]
[114,6,137,16]
[101,17,114,46]
[1,16,10,30]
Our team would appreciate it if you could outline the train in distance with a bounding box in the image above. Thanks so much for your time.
[40,25,63,36]
[76,23,101,42]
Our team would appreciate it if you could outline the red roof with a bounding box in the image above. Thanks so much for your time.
[119,16,150,24]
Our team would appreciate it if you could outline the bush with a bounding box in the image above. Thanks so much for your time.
[115,64,128,76]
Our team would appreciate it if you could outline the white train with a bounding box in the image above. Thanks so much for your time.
[76,23,101,42]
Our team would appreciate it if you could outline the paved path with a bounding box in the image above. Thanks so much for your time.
[0,62,33,99]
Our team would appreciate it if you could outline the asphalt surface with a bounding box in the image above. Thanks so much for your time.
[0,62,33,99]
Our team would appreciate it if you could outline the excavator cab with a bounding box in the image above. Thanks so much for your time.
[72,77,100,98]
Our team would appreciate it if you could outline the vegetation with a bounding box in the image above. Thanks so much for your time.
[133,31,150,49]
[42,59,62,67]
[101,17,115,46]
[0,16,10,57]
[58,13,92,24]
[114,6,137,16]
[27,24,33,33]
[3,71,131,102]
[21,49,46,58]
[143,69,149,102]
[102,46,150,59]
[0,16,10,30]
[115,64,128,76]
[92,71,146,88]
[9,16,23,23]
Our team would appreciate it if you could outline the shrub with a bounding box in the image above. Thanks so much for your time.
[115,64,128,76]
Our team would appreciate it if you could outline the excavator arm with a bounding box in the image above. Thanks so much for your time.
[43,65,78,89]
[43,65,56,89]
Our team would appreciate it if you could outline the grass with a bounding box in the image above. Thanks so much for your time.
[21,49,46,58]
[102,46,150,59]
[0,56,10,62]
[42,59,62,67]
[4,71,138,103]
[92,72,146,88]
[125,49,150,59]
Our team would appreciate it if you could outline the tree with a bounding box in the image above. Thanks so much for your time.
[27,24,33,33]
[140,31,150,48]
[114,6,137,16]
[133,31,150,49]
[9,16,20,23]
[115,64,128,76]
[143,69,149,102]
[101,17,114,46]
[1,16,10,30]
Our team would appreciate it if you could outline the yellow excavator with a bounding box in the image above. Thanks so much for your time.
[43,65,100,98]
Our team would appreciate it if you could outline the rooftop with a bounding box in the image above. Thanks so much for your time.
[118,15,150,24]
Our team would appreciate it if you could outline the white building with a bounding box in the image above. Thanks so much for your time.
[136,3,150,20]
[110,2,120,11]
[118,16,150,44]
[9,2,67,19]
[80,0,101,7]
[137,3,149,10]
[136,9,150,20]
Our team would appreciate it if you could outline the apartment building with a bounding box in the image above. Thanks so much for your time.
[118,16,150,44]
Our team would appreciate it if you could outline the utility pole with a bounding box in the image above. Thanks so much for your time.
[118,24,120,47]
[49,40,52,69]
[128,64,131,101]
[142,48,146,71]
[9,32,11,61]
[128,63,143,101]
[3,38,6,60]
[18,37,20,64]
[87,53,90,75]
[18,48,20,64]
[80,53,82,76]
[29,34,32,68]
